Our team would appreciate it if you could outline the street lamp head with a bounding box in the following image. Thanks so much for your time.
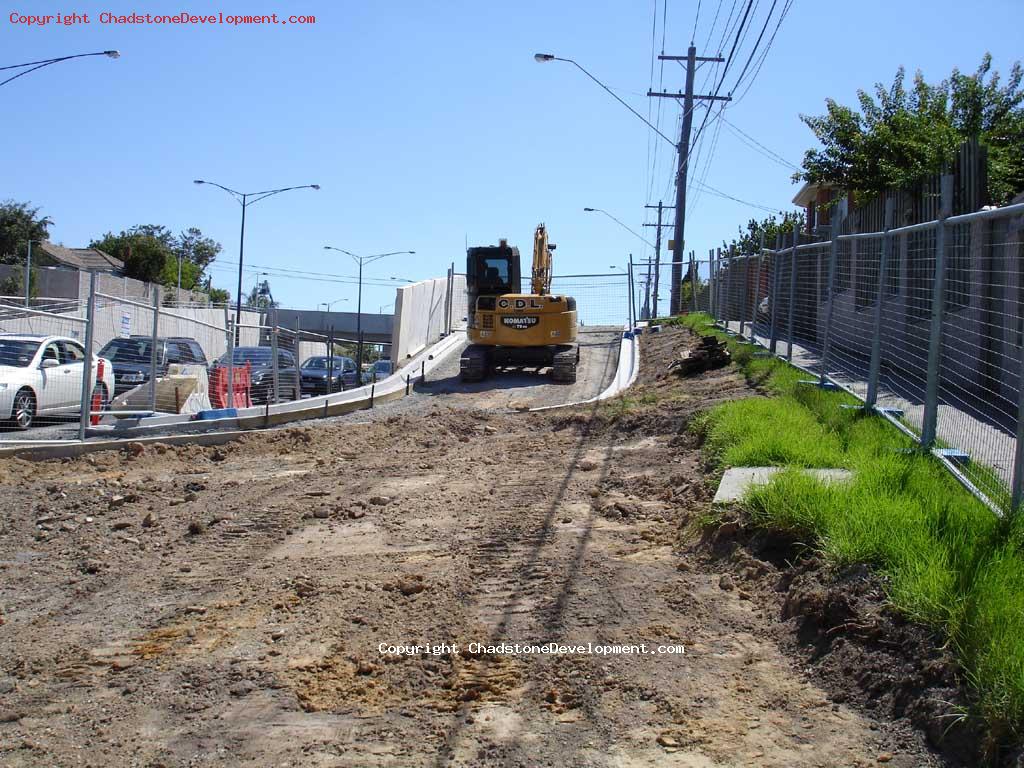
[311,184,321,190]
[583,207,596,212]
[104,50,120,59]
[193,179,205,185]
[534,53,555,63]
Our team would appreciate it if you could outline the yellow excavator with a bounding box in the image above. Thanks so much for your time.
[461,224,579,383]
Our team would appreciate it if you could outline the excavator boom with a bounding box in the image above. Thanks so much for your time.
[531,223,553,296]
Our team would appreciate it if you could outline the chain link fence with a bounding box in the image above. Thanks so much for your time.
[711,185,1024,515]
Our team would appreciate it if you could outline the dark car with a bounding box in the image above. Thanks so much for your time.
[300,355,358,395]
[98,336,208,396]
[213,346,300,404]
[361,358,393,384]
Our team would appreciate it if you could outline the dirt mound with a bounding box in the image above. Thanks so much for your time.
[780,564,982,763]
[696,515,986,765]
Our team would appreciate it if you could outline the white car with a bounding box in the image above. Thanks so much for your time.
[0,334,115,430]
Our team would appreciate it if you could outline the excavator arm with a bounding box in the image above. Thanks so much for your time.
[531,223,553,296]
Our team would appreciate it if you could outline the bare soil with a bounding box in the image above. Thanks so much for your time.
[0,325,962,766]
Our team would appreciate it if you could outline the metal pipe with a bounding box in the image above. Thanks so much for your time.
[149,287,160,412]
[865,198,895,408]
[786,228,799,362]
[921,176,954,449]
[77,272,97,441]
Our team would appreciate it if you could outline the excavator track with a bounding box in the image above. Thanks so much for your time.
[460,345,491,383]
[551,345,579,384]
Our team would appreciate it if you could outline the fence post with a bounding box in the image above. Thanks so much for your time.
[786,228,799,362]
[1011,353,1024,514]
[921,175,954,449]
[448,261,456,333]
[271,320,280,405]
[738,253,748,338]
[750,233,764,343]
[865,198,895,409]
[819,217,842,386]
[77,271,97,441]
[149,286,160,412]
[622,256,630,331]
[769,232,782,354]
[709,252,714,318]
[444,265,452,335]
[689,252,698,315]
[225,318,235,409]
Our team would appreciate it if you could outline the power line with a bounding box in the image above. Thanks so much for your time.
[207,261,413,287]
[730,0,777,91]
[730,0,792,103]
[720,113,799,170]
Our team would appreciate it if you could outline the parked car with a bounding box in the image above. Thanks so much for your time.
[212,346,300,404]
[98,336,208,396]
[361,359,394,384]
[300,355,358,395]
[0,334,115,430]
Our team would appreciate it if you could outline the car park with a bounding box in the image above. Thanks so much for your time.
[0,334,115,430]
[98,336,208,396]
[300,355,358,395]
[212,346,300,404]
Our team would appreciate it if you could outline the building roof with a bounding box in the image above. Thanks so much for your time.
[791,181,836,208]
[36,241,123,272]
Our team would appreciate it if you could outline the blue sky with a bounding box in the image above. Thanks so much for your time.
[4,0,1020,313]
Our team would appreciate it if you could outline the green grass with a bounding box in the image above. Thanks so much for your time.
[668,312,1024,755]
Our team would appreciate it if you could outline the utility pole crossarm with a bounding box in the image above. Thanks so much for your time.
[647,91,733,101]
[657,54,725,62]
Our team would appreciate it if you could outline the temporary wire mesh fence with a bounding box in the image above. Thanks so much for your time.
[712,193,1024,516]
[644,259,713,320]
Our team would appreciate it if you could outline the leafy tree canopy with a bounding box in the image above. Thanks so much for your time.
[0,200,52,264]
[90,224,222,290]
[798,54,1024,204]
[723,213,804,255]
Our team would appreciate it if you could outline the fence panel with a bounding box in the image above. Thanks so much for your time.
[0,301,91,437]
[710,199,1024,516]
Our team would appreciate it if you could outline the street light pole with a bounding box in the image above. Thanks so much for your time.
[323,247,415,369]
[0,50,119,88]
[194,180,320,342]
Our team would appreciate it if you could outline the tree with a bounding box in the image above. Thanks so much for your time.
[798,55,1024,204]
[207,286,230,304]
[723,213,804,255]
[90,224,223,291]
[91,227,172,284]
[0,200,52,263]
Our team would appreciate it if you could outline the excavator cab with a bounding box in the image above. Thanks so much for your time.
[466,240,521,328]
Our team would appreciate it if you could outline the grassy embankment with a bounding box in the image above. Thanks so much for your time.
[666,312,1024,754]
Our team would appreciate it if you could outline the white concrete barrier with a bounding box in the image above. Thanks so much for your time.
[391,275,465,362]
[529,329,640,412]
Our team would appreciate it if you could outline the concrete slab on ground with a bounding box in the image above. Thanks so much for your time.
[713,466,853,504]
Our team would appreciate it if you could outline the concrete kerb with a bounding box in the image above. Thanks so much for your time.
[528,328,640,413]
[0,429,247,462]
[0,332,465,460]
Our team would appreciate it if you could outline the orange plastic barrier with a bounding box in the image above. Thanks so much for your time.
[209,362,252,409]
[90,358,105,425]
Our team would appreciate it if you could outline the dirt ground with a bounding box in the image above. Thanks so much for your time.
[0,325,954,767]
